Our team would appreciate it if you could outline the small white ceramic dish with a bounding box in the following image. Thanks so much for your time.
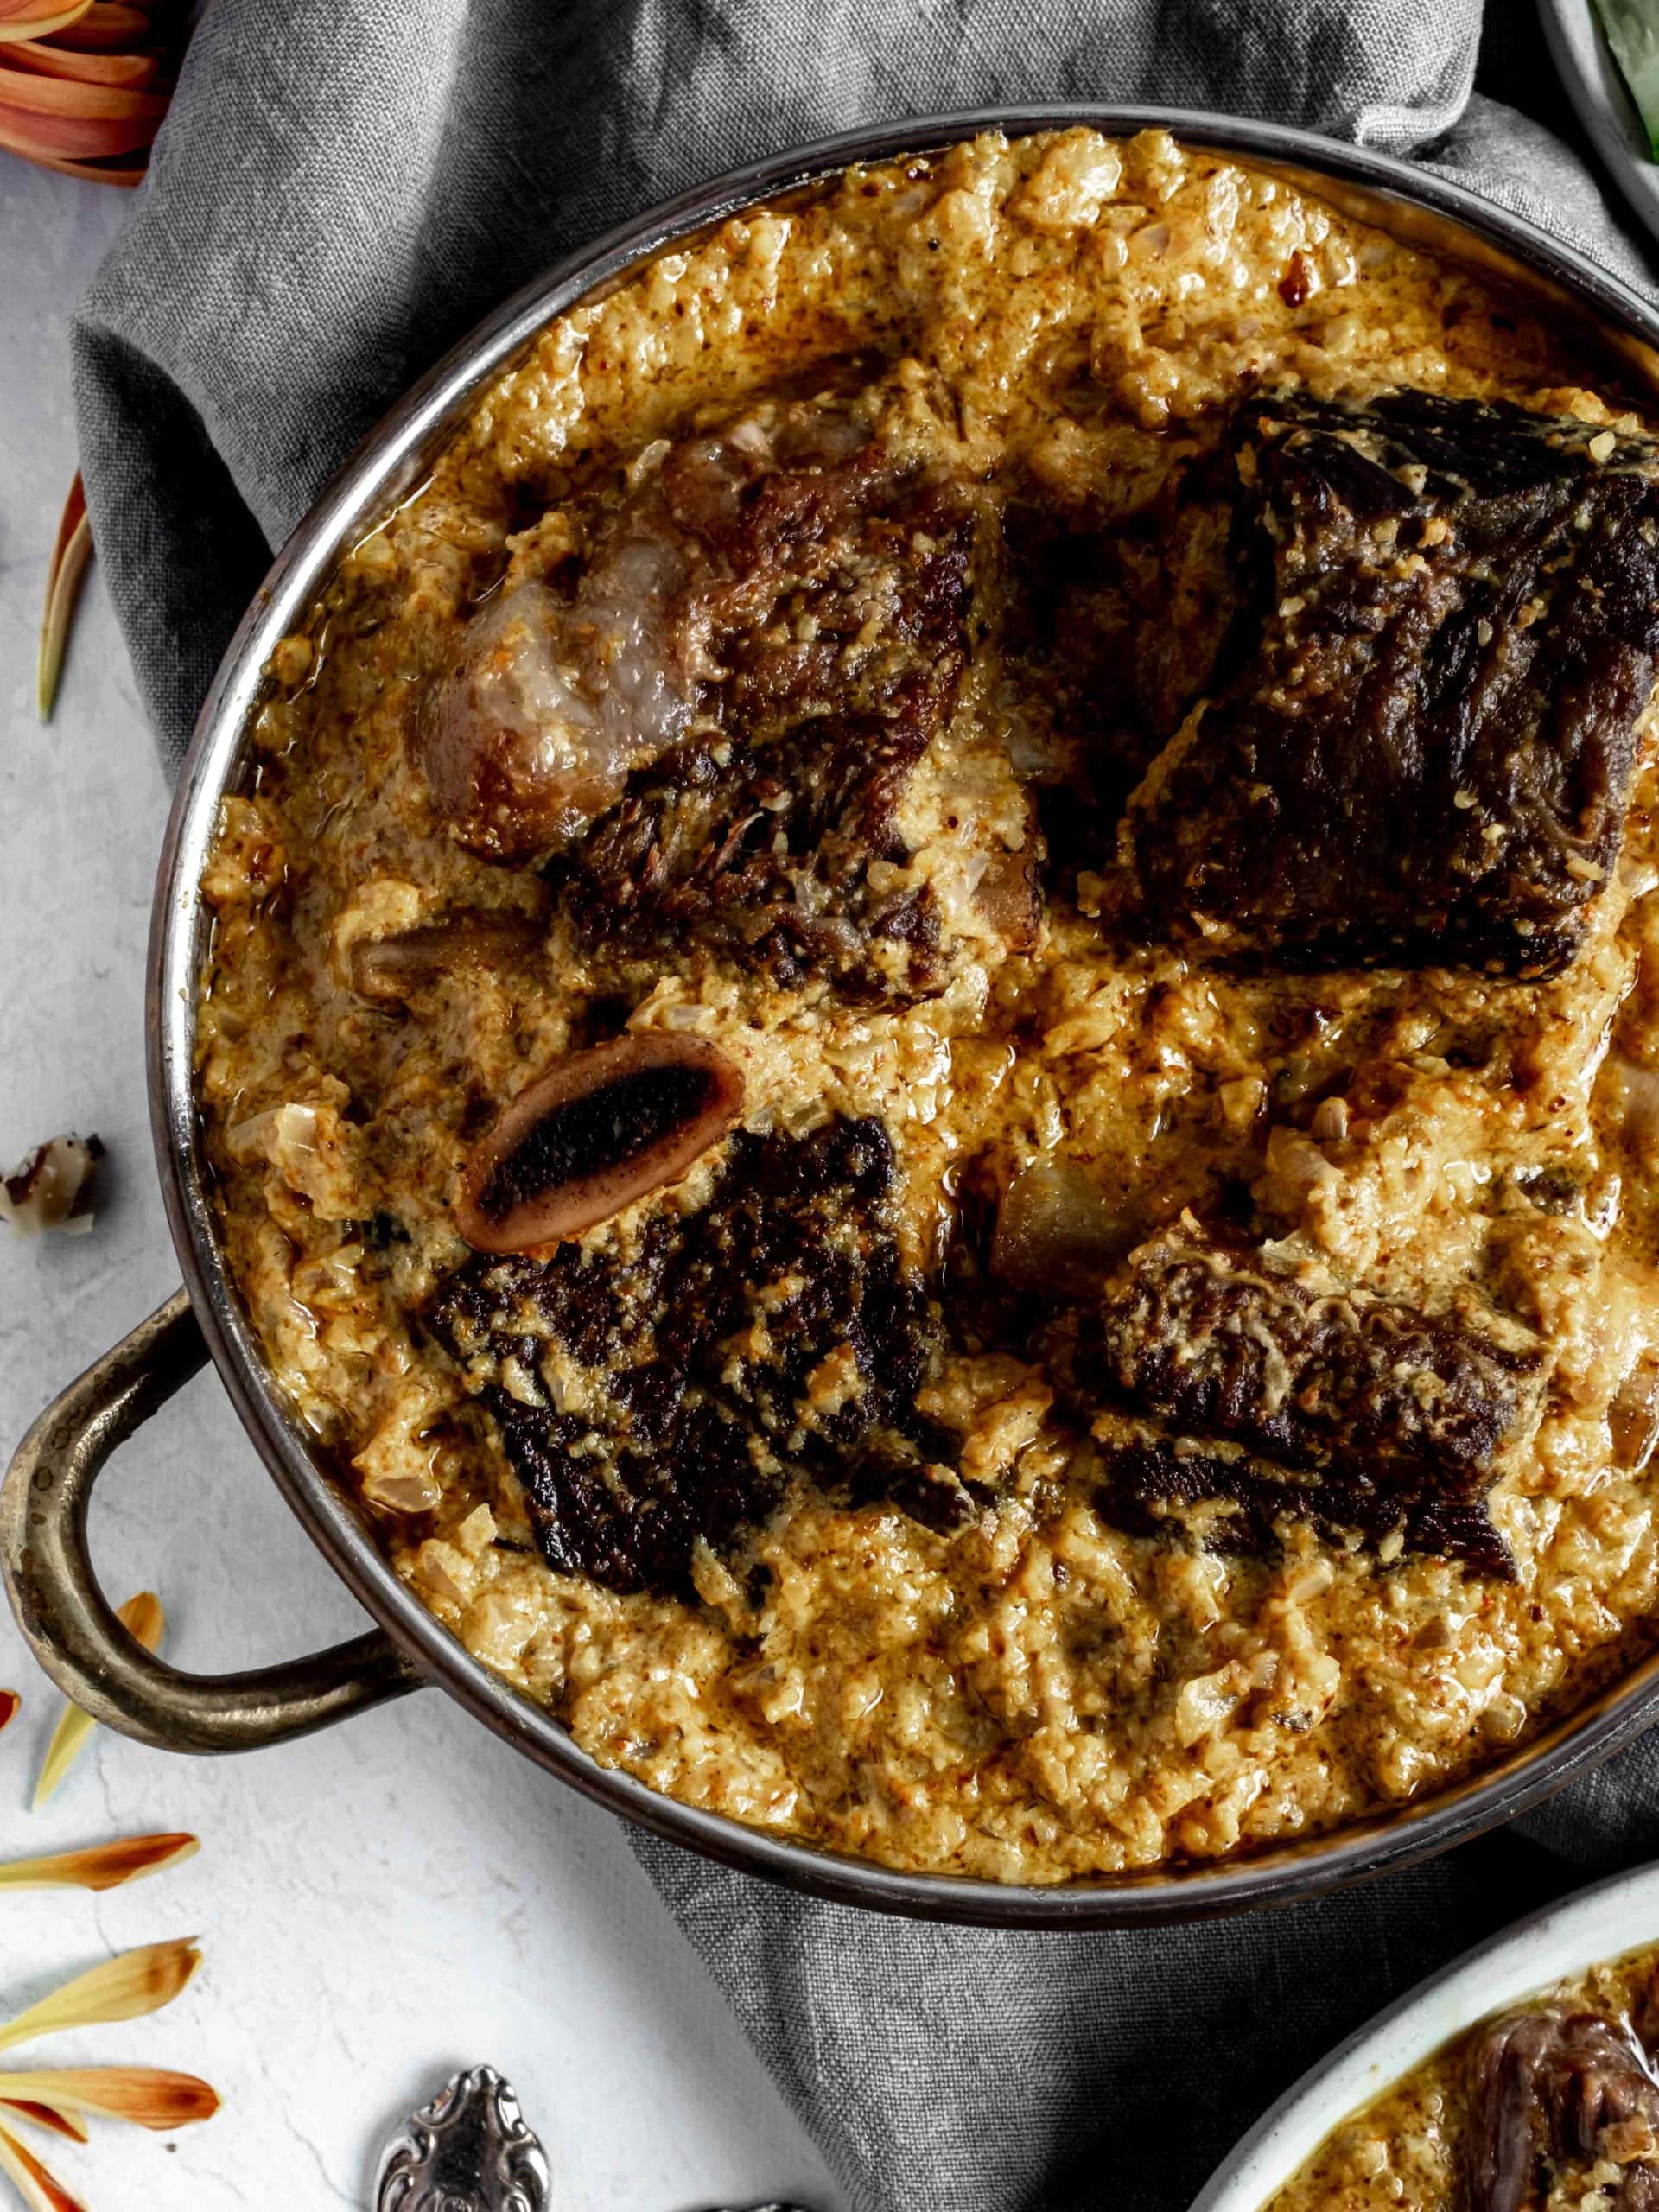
[1190,1857,1659,2211]
[1539,0,1659,249]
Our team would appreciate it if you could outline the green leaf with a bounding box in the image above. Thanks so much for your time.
[1595,0,1659,159]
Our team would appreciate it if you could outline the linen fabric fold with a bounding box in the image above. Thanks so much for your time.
[79,0,1509,772]
[73,3,1659,2207]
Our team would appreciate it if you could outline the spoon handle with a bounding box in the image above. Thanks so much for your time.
[375,2065,819,2212]
[376,2067,550,2211]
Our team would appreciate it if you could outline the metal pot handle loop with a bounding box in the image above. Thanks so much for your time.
[1,1289,423,1753]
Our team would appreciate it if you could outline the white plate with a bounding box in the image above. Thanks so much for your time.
[1540,0,1659,248]
[1191,1858,1659,2212]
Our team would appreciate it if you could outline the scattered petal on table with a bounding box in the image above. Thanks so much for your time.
[0,2069,218,2132]
[35,475,89,724]
[33,1593,162,1808]
[0,2121,85,2212]
[0,2102,85,2145]
[0,1939,200,2056]
[0,1834,197,1894]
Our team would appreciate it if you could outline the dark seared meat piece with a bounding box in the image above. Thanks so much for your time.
[545,415,982,1001]
[1074,1230,1542,1491]
[428,1116,969,1599]
[1046,1227,1542,1575]
[1125,391,1659,975]
[555,652,960,1003]
[1090,1433,1515,1576]
[1468,2007,1659,2212]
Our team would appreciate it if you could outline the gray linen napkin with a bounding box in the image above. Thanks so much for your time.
[71,5,1659,2209]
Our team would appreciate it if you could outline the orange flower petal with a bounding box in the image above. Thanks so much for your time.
[0,99,157,156]
[0,1,91,43]
[0,64,166,116]
[42,2,145,48]
[0,1939,200,2056]
[34,1593,162,1807]
[3,41,165,86]
[10,143,142,178]
[0,2102,86,2145]
[35,473,90,723]
[0,1834,197,1894]
[0,2069,217,2133]
[0,2125,85,2212]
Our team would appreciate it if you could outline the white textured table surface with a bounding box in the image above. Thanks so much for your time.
[0,157,839,2212]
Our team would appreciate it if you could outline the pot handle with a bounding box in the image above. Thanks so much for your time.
[1,1288,424,1752]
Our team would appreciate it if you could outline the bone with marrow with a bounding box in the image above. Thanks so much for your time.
[453,1034,746,1256]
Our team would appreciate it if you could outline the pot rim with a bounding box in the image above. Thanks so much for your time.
[147,101,1659,1928]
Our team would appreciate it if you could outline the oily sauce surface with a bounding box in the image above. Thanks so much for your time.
[196,130,1659,1882]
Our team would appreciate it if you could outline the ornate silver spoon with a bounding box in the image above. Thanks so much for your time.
[376,2065,815,2212]
[376,2068,549,2212]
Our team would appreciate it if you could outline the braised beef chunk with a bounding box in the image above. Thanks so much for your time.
[1094,1435,1285,1552]
[1126,391,1659,975]
[1402,1497,1520,1580]
[1091,1434,1516,1576]
[1048,1229,1541,1573]
[543,416,981,1001]
[1077,1230,1542,1488]
[429,1116,969,1598]
[1468,2008,1659,2212]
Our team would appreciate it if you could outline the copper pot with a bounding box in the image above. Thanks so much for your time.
[9,105,1659,1927]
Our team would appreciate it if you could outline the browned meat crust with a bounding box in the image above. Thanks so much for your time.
[428,1116,969,1596]
[1125,391,1659,975]
[1090,1433,1516,1577]
[1080,1230,1542,1487]
[1048,1228,1542,1570]
[550,423,978,1001]
[1468,2007,1659,2212]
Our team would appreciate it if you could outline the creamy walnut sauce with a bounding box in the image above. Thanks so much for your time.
[197,126,1659,1884]
[1267,1942,1659,2212]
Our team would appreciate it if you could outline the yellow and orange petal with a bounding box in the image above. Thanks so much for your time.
[0,3,92,48]
[0,2068,218,2133]
[0,1834,198,1894]
[0,2102,85,2145]
[0,2122,85,2212]
[33,1592,162,1806]
[0,1939,200,2056]
[0,0,184,183]
[35,474,90,723]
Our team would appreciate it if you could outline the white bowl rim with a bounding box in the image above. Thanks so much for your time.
[1191,1856,1659,2210]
